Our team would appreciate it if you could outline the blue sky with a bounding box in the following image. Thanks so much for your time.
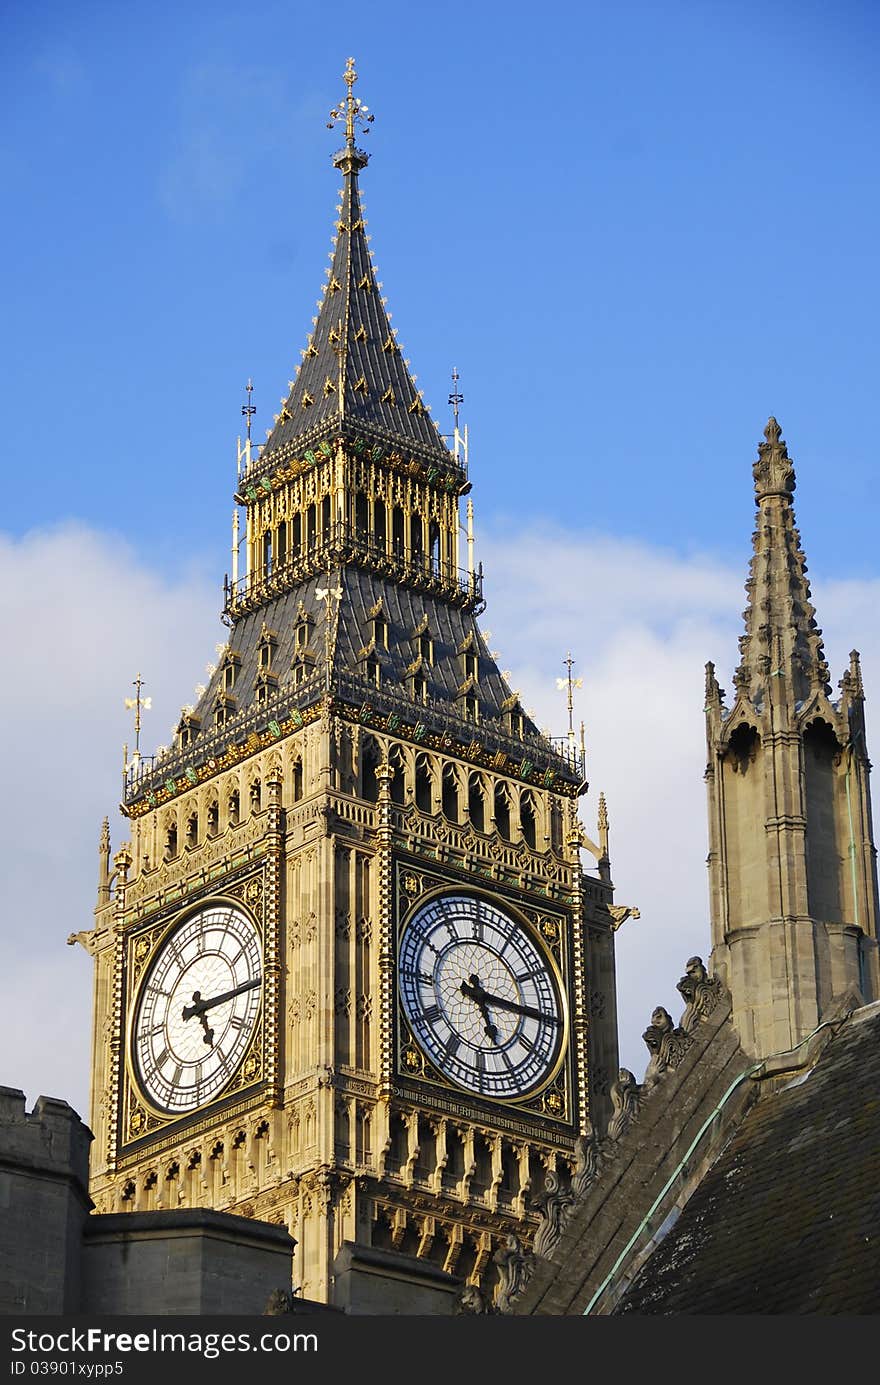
[5,0,879,572]
[2,0,878,1116]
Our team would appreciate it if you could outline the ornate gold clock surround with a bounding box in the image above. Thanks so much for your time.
[117,861,280,1157]
[393,860,578,1131]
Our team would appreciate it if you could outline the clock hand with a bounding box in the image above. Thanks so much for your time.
[182,995,215,1047]
[459,977,561,1027]
[182,976,262,1022]
[458,975,499,1043]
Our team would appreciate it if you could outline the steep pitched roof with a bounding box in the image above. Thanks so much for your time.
[508,979,880,1317]
[260,136,448,462]
[615,1001,880,1314]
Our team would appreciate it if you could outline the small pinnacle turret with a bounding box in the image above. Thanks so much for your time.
[705,418,880,1058]
[733,418,830,706]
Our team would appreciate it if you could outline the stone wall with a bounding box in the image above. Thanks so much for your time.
[82,1210,295,1315]
[0,1088,93,1314]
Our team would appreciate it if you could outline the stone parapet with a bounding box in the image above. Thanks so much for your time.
[0,1089,93,1314]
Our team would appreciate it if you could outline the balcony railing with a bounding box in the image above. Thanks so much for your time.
[224,521,484,621]
[123,667,584,806]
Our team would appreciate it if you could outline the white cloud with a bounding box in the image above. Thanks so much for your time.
[477,523,880,1077]
[0,523,223,1118]
[1,520,876,1122]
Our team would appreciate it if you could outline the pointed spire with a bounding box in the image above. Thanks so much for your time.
[733,418,830,705]
[261,59,448,463]
[597,791,609,857]
[839,649,868,750]
[97,816,111,905]
[704,660,723,708]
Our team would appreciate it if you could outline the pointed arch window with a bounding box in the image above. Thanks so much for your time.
[503,695,525,738]
[468,775,485,833]
[392,506,405,557]
[295,603,315,650]
[458,631,479,683]
[355,492,369,539]
[221,651,242,693]
[176,711,201,750]
[410,513,424,566]
[361,736,381,803]
[292,758,304,801]
[442,765,459,822]
[163,821,178,862]
[410,671,427,704]
[415,756,433,814]
[255,670,278,706]
[214,693,237,728]
[258,625,278,672]
[389,745,407,805]
[462,693,479,723]
[494,783,511,841]
[294,656,316,687]
[521,792,537,850]
[374,497,387,551]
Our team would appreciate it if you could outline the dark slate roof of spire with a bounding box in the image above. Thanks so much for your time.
[127,564,581,804]
[190,566,543,749]
[261,150,449,461]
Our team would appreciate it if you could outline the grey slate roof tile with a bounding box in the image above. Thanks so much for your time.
[614,1006,880,1314]
[260,162,448,461]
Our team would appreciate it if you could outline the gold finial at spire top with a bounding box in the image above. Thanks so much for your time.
[327,57,375,152]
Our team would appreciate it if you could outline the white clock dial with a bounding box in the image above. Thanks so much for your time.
[131,903,262,1115]
[398,893,564,1099]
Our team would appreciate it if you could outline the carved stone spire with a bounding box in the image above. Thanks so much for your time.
[706,420,880,1059]
[97,816,111,904]
[733,418,830,705]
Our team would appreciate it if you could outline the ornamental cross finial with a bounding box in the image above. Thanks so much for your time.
[123,672,152,756]
[556,653,584,742]
[327,57,375,150]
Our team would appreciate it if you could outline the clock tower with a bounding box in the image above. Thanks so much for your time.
[83,61,621,1308]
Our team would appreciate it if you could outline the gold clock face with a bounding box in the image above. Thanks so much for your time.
[398,893,564,1099]
[131,903,262,1115]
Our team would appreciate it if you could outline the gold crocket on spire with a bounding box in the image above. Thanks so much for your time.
[259,58,446,460]
[733,417,830,705]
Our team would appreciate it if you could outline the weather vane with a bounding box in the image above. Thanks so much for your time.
[123,673,152,788]
[241,378,256,442]
[449,366,464,430]
[556,653,585,755]
[124,673,152,757]
[327,57,375,148]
